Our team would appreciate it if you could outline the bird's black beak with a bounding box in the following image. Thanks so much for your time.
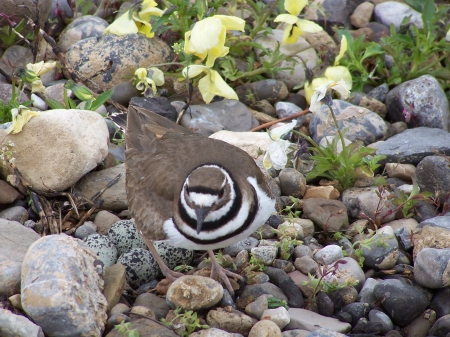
[195,207,210,234]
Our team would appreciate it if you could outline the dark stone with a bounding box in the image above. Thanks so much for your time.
[264,267,304,308]
[367,83,389,103]
[375,127,450,165]
[430,287,450,319]
[416,156,450,203]
[341,302,370,326]
[316,291,334,317]
[428,314,450,337]
[235,79,289,105]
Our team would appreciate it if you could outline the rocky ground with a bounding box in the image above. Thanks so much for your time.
[1,0,450,337]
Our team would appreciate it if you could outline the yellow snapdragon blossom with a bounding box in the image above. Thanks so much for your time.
[134,67,165,96]
[24,61,57,93]
[274,0,323,44]
[184,15,245,67]
[6,105,40,134]
[104,0,163,38]
[263,120,297,170]
[309,80,350,113]
[182,65,238,103]
[305,36,352,103]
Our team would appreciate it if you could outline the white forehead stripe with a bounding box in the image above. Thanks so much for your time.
[190,192,218,207]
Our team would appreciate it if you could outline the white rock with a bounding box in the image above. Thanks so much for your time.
[0,109,109,192]
[210,130,272,159]
[31,94,48,110]
[261,306,290,329]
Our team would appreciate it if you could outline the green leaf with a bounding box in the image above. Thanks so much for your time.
[45,98,66,109]
[421,0,435,33]
[91,89,114,110]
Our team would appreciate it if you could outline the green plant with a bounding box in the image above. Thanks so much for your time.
[114,321,140,337]
[0,78,33,125]
[45,81,114,112]
[280,196,302,219]
[302,259,359,308]
[0,17,33,48]
[246,254,267,272]
[338,0,450,92]
[276,237,301,260]
[160,307,209,336]
[392,181,432,218]
[267,297,289,310]
[174,264,194,273]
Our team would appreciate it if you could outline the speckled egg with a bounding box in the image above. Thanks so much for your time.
[83,233,118,268]
[117,248,158,289]
[154,241,194,272]
[107,220,146,255]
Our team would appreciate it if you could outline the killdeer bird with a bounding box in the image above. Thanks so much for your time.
[125,104,275,294]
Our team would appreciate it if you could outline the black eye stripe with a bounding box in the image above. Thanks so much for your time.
[188,186,223,195]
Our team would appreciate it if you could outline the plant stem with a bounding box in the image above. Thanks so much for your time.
[325,102,346,151]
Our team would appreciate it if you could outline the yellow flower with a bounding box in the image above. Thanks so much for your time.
[6,105,40,134]
[134,67,165,97]
[26,61,57,76]
[21,61,57,93]
[309,80,350,113]
[274,0,323,44]
[305,36,352,103]
[184,15,245,67]
[104,0,163,38]
[263,120,297,170]
[182,65,238,103]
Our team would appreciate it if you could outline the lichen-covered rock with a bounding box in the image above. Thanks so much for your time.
[21,235,107,336]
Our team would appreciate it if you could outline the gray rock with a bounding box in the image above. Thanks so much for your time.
[0,219,40,296]
[316,291,334,317]
[249,319,283,337]
[223,237,260,257]
[314,245,343,265]
[75,221,97,239]
[240,283,288,303]
[294,255,318,275]
[278,168,307,198]
[84,234,118,268]
[261,306,290,329]
[76,163,127,211]
[402,309,436,337]
[430,287,450,318]
[416,156,450,203]
[341,186,397,224]
[235,80,289,105]
[368,83,389,103]
[245,294,271,319]
[0,206,28,224]
[386,75,449,130]
[348,92,387,118]
[428,314,450,337]
[341,302,370,326]
[275,102,307,124]
[108,220,147,255]
[374,127,450,165]
[304,328,348,336]
[360,226,399,270]
[373,279,429,327]
[21,235,107,336]
[305,0,358,33]
[207,307,256,336]
[374,1,423,30]
[180,99,258,136]
[326,257,366,292]
[117,248,158,289]
[0,46,33,78]
[419,216,450,230]
[414,248,450,288]
[358,277,379,304]
[309,100,388,145]
[368,309,394,335]
[286,308,351,333]
[58,15,109,52]
[303,198,349,232]
[265,266,304,308]
[134,292,170,320]
[0,308,44,337]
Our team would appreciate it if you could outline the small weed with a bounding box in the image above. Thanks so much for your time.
[160,307,209,337]
[114,321,139,337]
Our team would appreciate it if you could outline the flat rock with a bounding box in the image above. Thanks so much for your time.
[373,127,450,165]
[210,130,272,159]
[0,219,41,296]
[0,109,109,192]
[286,308,351,333]
[21,235,107,336]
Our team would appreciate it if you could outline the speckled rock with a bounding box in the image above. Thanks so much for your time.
[166,276,223,310]
[251,246,278,265]
[108,220,147,255]
[386,75,449,130]
[117,248,158,289]
[84,234,118,268]
[65,33,172,92]
[21,235,107,336]
[348,92,387,118]
[58,15,108,52]
[309,100,388,145]
[413,224,450,259]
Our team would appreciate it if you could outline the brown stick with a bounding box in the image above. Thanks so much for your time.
[249,108,310,132]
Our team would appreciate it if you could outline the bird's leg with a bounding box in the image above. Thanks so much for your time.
[208,249,244,296]
[140,233,184,281]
